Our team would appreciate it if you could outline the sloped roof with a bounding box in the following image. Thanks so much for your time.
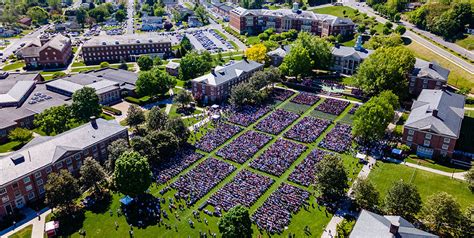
[192,60,263,86]
[0,119,127,186]
[40,34,70,52]
[332,45,373,60]
[350,210,438,238]
[412,59,449,82]
[267,45,291,58]
[405,89,465,138]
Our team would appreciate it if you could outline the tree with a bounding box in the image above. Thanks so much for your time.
[315,154,348,200]
[422,192,463,236]
[166,118,190,145]
[352,94,396,141]
[153,57,163,66]
[218,205,252,238]
[27,6,49,24]
[47,0,62,11]
[106,139,131,172]
[119,59,128,70]
[115,9,126,22]
[229,82,259,107]
[355,46,415,98]
[136,68,176,97]
[365,34,403,50]
[88,5,110,22]
[79,157,107,193]
[352,178,379,211]
[394,25,406,35]
[130,136,154,157]
[154,6,166,17]
[137,55,153,71]
[34,105,73,135]
[126,105,145,131]
[279,43,312,80]
[295,32,333,70]
[384,180,422,218]
[336,219,355,238]
[76,8,88,25]
[174,90,193,108]
[147,106,169,131]
[179,51,213,80]
[465,167,474,192]
[71,87,101,121]
[249,67,281,89]
[146,130,179,162]
[45,170,81,212]
[194,6,208,25]
[113,151,152,197]
[8,128,33,144]
[245,44,267,63]
[100,61,109,68]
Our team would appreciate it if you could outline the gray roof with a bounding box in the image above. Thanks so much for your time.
[21,34,70,57]
[412,59,449,82]
[405,89,465,138]
[192,60,263,86]
[332,45,373,60]
[267,45,291,58]
[0,81,35,104]
[0,119,127,186]
[350,210,438,238]
[86,68,138,88]
[83,35,171,47]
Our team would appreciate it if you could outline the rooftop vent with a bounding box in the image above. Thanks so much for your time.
[149,39,153,43]
[0,71,9,79]
[11,154,25,165]
[136,40,141,43]
[115,41,119,45]
[102,41,107,45]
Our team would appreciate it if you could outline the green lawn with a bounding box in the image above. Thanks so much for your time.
[7,224,32,238]
[2,61,25,71]
[0,140,23,153]
[246,36,261,45]
[48,91,366,237]
[313,6,355,18]
[314,6,384,35]
[71,61,86,67]
[455,35,474,51]
[368,162,473,210]
[405,157,469,173]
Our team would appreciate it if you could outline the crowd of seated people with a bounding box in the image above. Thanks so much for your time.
[250,138,307,176]
[348,104,360,115]
[253,183,310,234]
[227,105,271,126]
[284,117,331,143]
[208,170,274,211]
[288,149,330,187]
[153,149,204,184]
[315,98,350,115]
[195,123,242,152]
[319,123,352,153]
[217,130,272,164]
[290,92,320,105]
[172,158,236,205]
[255,109,300,135]
[270,88,295,101]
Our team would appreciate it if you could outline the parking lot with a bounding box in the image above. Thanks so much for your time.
[185,29,234,53]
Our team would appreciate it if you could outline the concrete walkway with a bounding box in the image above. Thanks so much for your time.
[273,85,363,105]
[403,162,467,181]
[0,208,50,238]
[321,157,377,238]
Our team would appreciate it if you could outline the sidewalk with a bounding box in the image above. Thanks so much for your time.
[0,208,50,238]
[403,162,467,181]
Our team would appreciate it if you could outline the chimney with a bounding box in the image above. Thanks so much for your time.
[432,109,438,117]
[389,221,400,235]
[211,69,216,76]
[243,55,248,62]
[90,116,98,129]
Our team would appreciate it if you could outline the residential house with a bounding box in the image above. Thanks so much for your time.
[141,16,163,31]
[0,118,128,219]
[350,210,437,238]
[21,34,73,69]
[267,45,291,67]
[166,61,180,76]
[229,3,354,36]
[188,16,203,28]
[409,59,449,95]
[192,59,263,102]
[17,17,32,26]
[403,89,465,160]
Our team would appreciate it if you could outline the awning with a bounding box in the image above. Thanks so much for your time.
[356,153,367,160]
[211,104,219,109]
[120,195,134,205]
[211,114,220,120]
[391,148,402,155]
[44,221,59,232]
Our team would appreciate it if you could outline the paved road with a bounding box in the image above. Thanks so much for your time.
[404,162,467,180]
[1,25,48,65]
[341,0,474,75]
[126,0,135,35]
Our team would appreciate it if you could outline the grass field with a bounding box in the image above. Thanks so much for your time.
[455,35,474,51]
[49,92,365,237]
[406,41,474,92]
[0,140,23,153]
[368,162,473,210]
[2,61,25,71]
[313,6,384,35]
[7,224,32,238]
[405,157,469,173]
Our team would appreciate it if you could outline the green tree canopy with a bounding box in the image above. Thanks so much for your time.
[126,104,145,131]
[166,118,190,145]
[279,43,312,80]
[465,167,474,192]
[27,6,49,24]
[106,138,131,172]
[113,151,152,197]
[229,82,260,107]
[130,136,153,158]
[295,32,333,70]
[137,55,154,71]
[146,106,169,131]
[146,130,179,162]
[136,68,176,97]
[353,178,380,211]
[315,153,349,200]
[115,9,126,22]
[179,51,213,81]
[8,128,33,144]
[79,157,107,193]
[174,90,193,108]
[384,180,422,218]
[218,205,253,238]
[34,105,74,135]
[354,46,415,98]
[422,192,464,236]
[45,169,81,212]
[72,87,101,121]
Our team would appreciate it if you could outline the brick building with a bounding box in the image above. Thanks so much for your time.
[229,4,354,36]
[0,118,127,218]
[409,59,449,96]
[81,36,172,64]
[403,89,465,159]
[331,35,373,75]
[192,59,263,102]
[21,34,73,69]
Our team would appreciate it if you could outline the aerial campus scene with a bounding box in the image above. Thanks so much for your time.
[0,0,473,237]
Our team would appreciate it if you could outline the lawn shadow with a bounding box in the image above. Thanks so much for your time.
[122,193,161,228]
[52,208,86,236]
[84,190,113,214]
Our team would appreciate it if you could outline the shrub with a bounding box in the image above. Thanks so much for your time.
[102,106,122,115]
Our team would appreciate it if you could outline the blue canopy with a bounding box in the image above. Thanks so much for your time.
[392,148,402,155]
[120,195,133,205]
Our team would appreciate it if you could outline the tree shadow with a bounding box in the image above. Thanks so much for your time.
[83,190,113,214]
[122,194,161,228]
[402,37,412,45]
[51,208,86,237]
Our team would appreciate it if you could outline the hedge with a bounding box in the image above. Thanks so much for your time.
[102,106,122,115]
[466,97,474,105]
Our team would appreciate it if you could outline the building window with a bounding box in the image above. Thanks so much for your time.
[38,186,45,194]
[66,158,72,165]
[408,130,414,135]
[28,192,35,200]
[23,177,31,184]
[443,138,451,143]
[0,188,6,195]
[55,162,63,169]
[75,154,81,161]
[407,136,413,142]
[441,150,448,157]
[35,172,41,178]
[425,133,432,139]
[423,140,430,147]
[442,144,449,150]
[37,179,43,186]
[25,185,33,191]
[46,167,52,174]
